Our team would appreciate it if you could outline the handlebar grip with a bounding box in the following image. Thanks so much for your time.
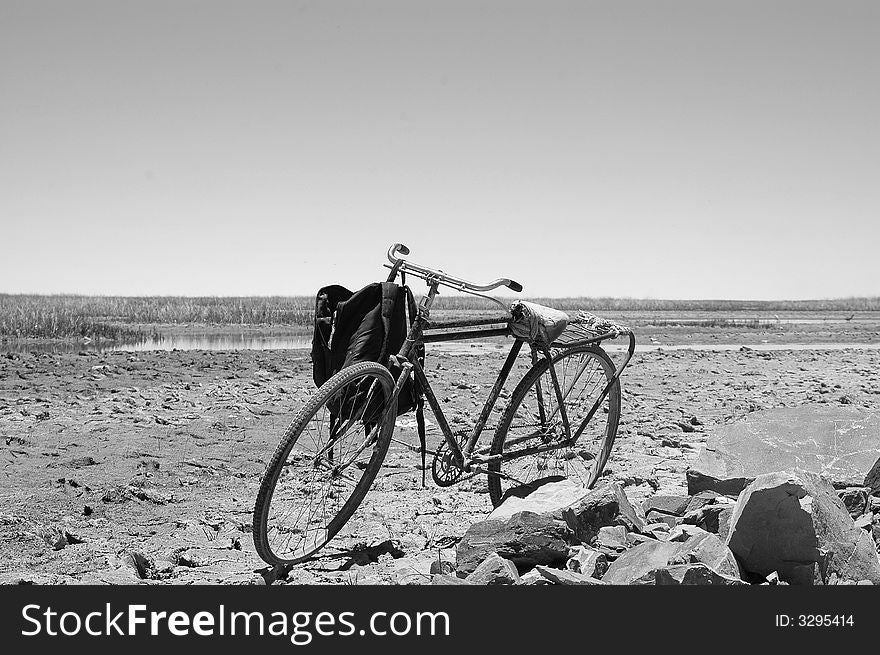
[506,280,523,293]
[387,243,410,265]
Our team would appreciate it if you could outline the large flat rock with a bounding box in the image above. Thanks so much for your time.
[488,478,590,521]
[688,406,880,495]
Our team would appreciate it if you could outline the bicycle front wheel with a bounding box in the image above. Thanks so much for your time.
[252,362,397,566]
[487,345,621,507]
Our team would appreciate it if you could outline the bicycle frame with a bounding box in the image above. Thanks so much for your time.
[380,293,607,479]
[390,278,514,469]
[380,242,636,481]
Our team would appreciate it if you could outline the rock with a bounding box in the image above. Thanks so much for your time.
[491,479,647,542]
[101,483,173,505]
[125,483,173,505]
[665,526,740,578]
[101,485,129,503]
[517,569,553,585]
[455,511,575,576]
[764,571,785,585]
[837,487,870,519]
[688,407,880,495]
[680,504,735,540]
[653,563,747,586]
[625,532,655,547]
[534,565,606,585]
[642,495,690,517]
[38,526,70,550]
[852,514,872,531]
[560,482,646,542]
[566,545,608,578]
[118,551,152,579]
[176,550,203,568]
[684,491,725,513]
[431,574,472,585]
[664,524,703,542]
[489,478,590,521]
[465,553,520,585]
[152,559,176,576]
[645,511,679,529]
[602,541,681,585]
[726,471,880,585]
[714,507,735,540]
[602,526,740,585]
[643,523,671,538]
[686,469,753,497]
[67,456,98,468]
[595,526,628,552]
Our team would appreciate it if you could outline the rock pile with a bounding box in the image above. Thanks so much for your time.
[444,465,880,586]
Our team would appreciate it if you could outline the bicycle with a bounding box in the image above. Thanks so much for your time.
[252,243,636,566]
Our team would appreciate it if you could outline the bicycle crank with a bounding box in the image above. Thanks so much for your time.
[431,433,469,487]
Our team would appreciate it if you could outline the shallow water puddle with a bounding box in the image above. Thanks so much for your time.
[3,335,879,355]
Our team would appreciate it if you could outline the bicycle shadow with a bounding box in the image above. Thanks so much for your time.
[255,539,407,582]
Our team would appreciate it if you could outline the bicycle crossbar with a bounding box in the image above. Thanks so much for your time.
[426,317,511,329]
[422,327,511,343]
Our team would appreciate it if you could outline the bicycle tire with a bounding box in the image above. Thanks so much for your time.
[252,362,397,566]
[487,345,621,507]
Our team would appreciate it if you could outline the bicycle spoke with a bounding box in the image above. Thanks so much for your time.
[489,347,620,506]
[256,365,395,564]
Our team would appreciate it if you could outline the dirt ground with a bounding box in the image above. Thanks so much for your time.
[2,330,879,584]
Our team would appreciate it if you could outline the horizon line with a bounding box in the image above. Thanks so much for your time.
[2,292,879,303]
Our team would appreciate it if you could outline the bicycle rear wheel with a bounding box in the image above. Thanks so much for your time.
[252,362,397,566]
[487,345,620,507]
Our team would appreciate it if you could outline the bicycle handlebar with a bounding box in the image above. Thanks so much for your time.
[386,243,523,293]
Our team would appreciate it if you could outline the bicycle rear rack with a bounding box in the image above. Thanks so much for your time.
[552,311,636,385]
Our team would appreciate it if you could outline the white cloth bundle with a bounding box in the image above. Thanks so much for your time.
[508,301,569,345]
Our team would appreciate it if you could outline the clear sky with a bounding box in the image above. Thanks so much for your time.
[1,0,877,299]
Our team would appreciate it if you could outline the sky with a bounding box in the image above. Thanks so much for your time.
[1,0,878,299]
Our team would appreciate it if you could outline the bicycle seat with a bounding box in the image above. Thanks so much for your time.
[507,301,569,345]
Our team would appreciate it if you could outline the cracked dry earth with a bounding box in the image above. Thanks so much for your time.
[2,344,879,585]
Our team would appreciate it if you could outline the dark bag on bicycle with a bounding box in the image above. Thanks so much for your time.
[311,281,423,416]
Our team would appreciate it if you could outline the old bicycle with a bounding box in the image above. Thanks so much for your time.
[252,244,636,566]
